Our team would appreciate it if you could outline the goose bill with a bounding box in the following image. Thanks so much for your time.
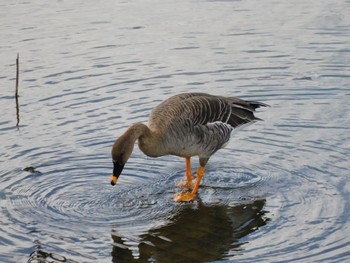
[111,160,124,186]
[111,175,118,186]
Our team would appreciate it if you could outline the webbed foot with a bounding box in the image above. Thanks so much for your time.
[173,192,196,202]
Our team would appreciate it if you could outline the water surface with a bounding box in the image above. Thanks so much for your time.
[1,0,350,262]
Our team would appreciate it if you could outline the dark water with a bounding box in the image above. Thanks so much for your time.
[1,0,350,262]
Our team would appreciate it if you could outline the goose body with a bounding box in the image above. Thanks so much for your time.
[111,93,267,201]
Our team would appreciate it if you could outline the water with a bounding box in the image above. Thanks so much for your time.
[1,0,350,262]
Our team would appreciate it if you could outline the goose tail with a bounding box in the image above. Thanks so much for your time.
[248,101,270,110]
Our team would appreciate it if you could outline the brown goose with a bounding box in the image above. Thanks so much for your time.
[111,93,268,201]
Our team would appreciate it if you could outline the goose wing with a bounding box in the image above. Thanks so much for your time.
[149,93,267,155]
[151,93,265,127]
[184,93,266,153]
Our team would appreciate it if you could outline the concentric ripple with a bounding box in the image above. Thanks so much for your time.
[5,158,268,233]
[236,162,349,262]
[6,165,166,235]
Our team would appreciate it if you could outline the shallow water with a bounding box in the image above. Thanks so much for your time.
[1,0,350,262]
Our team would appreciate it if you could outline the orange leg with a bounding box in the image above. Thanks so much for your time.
[177,157,195,189]
[190,166,205,196]
[174,166,205,202]
[185,156,194,182]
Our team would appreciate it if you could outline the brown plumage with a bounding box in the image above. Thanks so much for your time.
[111,93,268,201]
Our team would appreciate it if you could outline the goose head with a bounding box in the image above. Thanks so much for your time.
[110,133,135,186]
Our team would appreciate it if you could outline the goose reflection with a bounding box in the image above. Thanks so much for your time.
[111,199,268,263]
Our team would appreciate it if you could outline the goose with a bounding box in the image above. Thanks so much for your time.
[111,92,268,202]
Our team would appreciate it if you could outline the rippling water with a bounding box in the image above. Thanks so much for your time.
[1,0,350,262]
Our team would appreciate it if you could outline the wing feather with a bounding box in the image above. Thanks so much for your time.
[148,92,267,157]
[149,92,267,129]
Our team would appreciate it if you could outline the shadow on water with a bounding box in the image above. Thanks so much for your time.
[111,199,269,263]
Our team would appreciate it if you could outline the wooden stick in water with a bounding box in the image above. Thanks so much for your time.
[15,53,20,127]
[15,53,19,98]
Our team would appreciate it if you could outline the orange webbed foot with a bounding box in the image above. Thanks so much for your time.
[173,192,196,202]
